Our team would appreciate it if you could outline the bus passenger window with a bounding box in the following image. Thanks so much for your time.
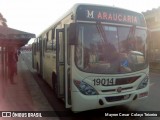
[53,39,56,51]
[46,30,53,51]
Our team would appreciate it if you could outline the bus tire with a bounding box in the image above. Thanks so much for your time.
[52,73,58,97]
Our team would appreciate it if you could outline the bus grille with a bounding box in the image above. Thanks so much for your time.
[101,87,133,93]
[115,76,140,85]
[105,94,131,102]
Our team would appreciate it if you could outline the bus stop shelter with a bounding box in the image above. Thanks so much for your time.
[0,26,35,97]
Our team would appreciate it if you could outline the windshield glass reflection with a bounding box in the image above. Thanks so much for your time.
[75,23,148,74]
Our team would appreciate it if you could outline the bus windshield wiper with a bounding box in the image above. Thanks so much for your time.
[96,22,108,43]
[125,25,137,71]
[126,25,136,52]
[127,25,136,41]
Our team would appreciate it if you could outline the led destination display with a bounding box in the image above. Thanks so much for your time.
[76,5,146,26]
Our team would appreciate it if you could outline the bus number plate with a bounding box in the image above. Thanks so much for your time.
[93,78,116,86]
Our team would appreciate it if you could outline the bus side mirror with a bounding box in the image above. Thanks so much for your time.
[69,23,76,45]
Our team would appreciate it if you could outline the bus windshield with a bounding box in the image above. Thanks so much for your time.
[75,23,148,74]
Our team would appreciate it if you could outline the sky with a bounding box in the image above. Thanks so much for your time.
[0,0,160,44]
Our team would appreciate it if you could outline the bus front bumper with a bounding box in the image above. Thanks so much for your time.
[71,87,149,112]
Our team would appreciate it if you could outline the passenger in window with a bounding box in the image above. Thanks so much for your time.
[120,53,132,73]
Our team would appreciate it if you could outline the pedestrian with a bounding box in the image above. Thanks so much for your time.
[8,47,18,84]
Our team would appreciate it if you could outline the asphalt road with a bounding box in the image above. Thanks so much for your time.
[22,51,160,120]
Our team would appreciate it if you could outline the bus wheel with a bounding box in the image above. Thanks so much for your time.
[52,73,58,97]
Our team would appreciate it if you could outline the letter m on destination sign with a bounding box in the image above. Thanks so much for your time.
[87,10,94,18]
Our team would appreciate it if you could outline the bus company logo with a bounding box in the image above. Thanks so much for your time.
[2,112,11,117]
[117,87,122,93]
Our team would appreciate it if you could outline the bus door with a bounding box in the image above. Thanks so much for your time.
[56,24,71,108]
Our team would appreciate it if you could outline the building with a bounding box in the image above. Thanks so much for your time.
[143,8,160,29]
[143,8,160,63]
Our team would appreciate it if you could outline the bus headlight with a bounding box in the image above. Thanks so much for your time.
[137,76,149,89]
[74,80,98,95]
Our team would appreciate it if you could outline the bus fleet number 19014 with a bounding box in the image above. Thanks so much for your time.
[93,78,116,86]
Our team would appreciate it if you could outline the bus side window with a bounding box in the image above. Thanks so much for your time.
[42,33,47,52]
[37,38,39,52]
[52,28,56,51]
[53,39,56,51]
[46,30,53,51]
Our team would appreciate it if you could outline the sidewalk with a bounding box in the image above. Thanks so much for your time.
[0,54,59,120]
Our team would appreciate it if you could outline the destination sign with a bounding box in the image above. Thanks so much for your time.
[76,5,146,26]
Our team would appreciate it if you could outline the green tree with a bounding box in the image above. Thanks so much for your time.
[0,13,7,27]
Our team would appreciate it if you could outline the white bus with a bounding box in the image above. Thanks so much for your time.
[32,3,149,112]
